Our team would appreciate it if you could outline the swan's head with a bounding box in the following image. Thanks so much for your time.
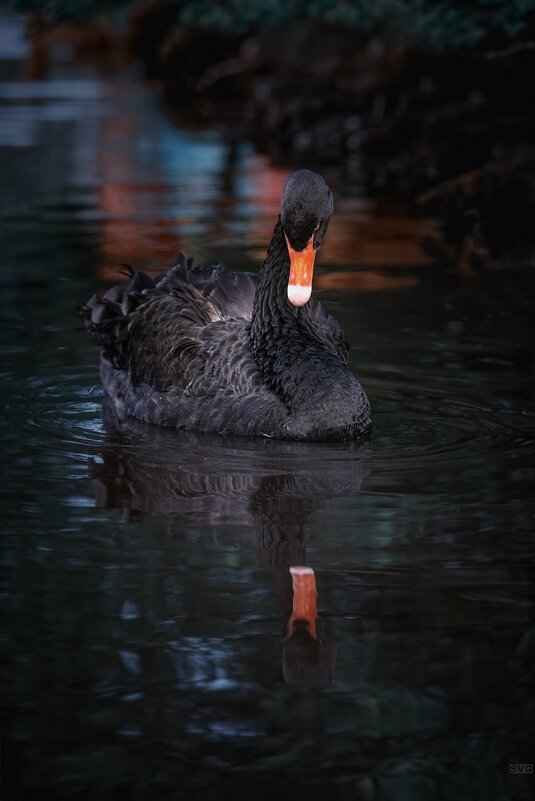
[281,170,334,307]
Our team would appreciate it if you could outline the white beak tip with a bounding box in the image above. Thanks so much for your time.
[287,284,312,306]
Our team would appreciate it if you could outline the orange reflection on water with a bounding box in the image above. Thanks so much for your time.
[246,156,288,215]
[317,270,418,291]
[322,211,436,267]
[95,85,185,278]
[97,182,183,279]
[241,156,289,246]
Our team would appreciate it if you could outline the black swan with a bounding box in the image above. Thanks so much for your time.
[81,169,371,440]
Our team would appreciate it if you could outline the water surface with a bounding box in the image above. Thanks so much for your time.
[1,52,534,801]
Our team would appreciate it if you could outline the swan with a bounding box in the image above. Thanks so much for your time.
[81,169,371,440]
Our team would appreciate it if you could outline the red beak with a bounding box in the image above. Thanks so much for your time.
[286,234,316,307]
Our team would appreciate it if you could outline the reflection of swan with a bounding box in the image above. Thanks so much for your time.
[81,170,371,440]
[92,398,370,530]
[91,398,370,685]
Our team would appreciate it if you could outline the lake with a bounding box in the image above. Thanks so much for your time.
[1,44,534,801]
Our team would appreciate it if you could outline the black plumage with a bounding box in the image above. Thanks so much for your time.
[80,170,371,440]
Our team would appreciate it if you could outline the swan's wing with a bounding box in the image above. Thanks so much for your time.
[80,261,262,396]
[161,252,257,321]
[126,295,263,395]
[124,281,217,391]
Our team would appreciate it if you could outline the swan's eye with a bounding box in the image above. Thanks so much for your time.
[313,222,320,231]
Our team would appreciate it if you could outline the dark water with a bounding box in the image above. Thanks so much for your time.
[1,50,534,801]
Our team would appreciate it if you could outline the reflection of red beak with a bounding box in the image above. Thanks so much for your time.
[286,235,316,307]
[288,566,318,639]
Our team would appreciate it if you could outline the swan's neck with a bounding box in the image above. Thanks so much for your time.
[249,218,320,407]
[250,218,297,331]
